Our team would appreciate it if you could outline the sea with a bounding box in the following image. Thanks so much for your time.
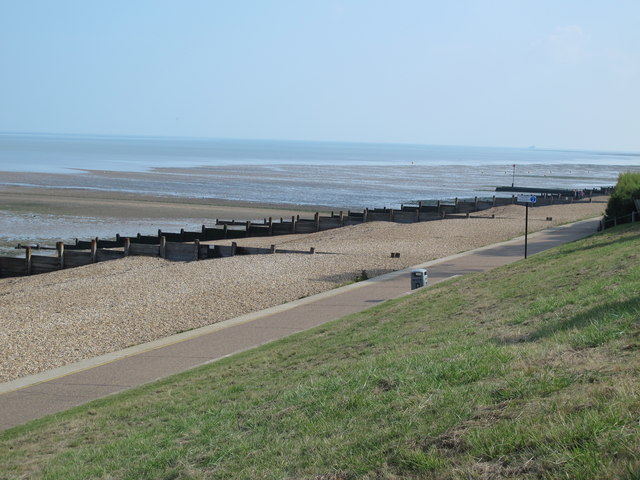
[0,133,638,252]
[1,133,638,207]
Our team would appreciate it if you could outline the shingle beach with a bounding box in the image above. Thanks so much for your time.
[0,199,607,382]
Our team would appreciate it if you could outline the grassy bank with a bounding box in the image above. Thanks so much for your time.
[1,224,639,479]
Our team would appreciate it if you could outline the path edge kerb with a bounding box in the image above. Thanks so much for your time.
[0,217,599,395]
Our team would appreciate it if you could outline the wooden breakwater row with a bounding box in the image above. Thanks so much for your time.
[0,193,602,279]
[0,239,318,279]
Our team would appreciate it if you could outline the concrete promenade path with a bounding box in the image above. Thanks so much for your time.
[0,218,601,432]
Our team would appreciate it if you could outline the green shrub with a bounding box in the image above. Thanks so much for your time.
[605,172,640,220]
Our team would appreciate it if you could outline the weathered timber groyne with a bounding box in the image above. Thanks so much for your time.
[0,192,606,279]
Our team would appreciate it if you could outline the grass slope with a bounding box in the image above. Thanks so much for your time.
[1,224,639,479]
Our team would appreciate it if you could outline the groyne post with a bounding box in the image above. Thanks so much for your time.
[57,242,65,269]
[123,238,131,256]
[91,239,97,263]
[25,247,32,275]
[160,236,166,259]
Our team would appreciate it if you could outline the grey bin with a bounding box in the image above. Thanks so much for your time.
[411,268,428,290]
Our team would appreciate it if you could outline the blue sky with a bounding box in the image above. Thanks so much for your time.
[1,0,639,151]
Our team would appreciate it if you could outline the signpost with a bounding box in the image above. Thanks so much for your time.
[516,195,537,258]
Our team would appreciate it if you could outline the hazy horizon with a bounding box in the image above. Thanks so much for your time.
[2,131,639,156]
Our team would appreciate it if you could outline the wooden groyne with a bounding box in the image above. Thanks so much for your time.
[0,192,605,279]
[0,239,319,279]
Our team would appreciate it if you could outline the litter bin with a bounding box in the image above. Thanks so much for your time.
[411,268,428,290]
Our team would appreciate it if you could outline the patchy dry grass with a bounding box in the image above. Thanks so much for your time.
[1,224,639,479]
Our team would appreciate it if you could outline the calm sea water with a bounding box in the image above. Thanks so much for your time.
[1,133,638,209]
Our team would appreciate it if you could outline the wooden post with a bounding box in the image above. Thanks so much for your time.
[195,239,201,260]
[57,242,65,269]
[363,209,369,223]
[454,197,459,213]
[309,247,315,254]
[123,237,131,256]
[223,224,228,239]
[180,228,185,241]
[231,242,237,256]
[315,212,320,232]
[268,217,273,235]
[91,239,98,263]
[492,195,496,207]
[474,196,479,210]
[160,236,166,258]
[246,221,251,237]
[270,244,276,254]
[26,247,32,275]
[158,229,162,237]
[291,216,297,233]
[436,200,442,216]
[202,225,206,233]
[339,211,344,227]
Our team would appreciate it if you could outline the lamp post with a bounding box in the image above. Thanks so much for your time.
[511,164,516,188]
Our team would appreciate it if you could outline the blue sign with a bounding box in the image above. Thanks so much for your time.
[517,194,537,204]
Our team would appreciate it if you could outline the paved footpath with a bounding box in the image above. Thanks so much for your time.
[0,218,600,432]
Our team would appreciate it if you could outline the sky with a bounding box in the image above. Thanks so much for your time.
[1,0,639,152]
